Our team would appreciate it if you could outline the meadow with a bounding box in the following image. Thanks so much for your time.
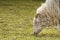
[0,0,60,40]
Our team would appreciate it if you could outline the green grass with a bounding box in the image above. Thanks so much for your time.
[0,0,60,40]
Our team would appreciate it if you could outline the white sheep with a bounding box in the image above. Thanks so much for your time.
[33,0,60,35]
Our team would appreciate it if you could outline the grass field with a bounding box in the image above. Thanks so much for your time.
[0,0,60,40]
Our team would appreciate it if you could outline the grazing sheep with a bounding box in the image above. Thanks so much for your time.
[33,0,60,35]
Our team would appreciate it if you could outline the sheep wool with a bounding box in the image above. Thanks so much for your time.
[35,0,60,27]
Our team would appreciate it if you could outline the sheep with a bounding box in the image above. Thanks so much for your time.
[33,0,60,35]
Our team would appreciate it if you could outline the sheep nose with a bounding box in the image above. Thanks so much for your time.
[34,32,38,35]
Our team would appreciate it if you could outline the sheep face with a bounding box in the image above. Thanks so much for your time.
[33,14,45,35]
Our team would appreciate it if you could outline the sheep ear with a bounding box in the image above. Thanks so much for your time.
[35,13,41,18]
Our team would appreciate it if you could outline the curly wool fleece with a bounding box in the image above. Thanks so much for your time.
[34,0,60,27]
